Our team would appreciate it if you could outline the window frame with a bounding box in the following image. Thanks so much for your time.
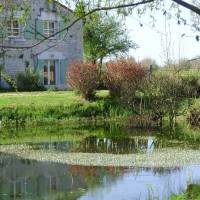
[7,19,21,38]
[43,20,57,39]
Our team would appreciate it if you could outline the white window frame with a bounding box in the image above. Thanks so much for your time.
[43,21,57,39]
[7,20,20,38]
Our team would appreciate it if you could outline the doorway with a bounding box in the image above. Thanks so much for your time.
[43,60,58,86]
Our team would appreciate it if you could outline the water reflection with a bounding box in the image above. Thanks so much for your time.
[0,154,200,200]
[78,136,155,154]
[1,124,200,199]
[30,136,156,154]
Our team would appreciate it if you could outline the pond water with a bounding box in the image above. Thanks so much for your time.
[0,124,200,200]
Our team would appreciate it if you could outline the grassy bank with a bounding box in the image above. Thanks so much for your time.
[0,90,132,127]
[171,184,200,200]
[0,90,199,129]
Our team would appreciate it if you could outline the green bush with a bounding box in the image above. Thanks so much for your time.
[1,72,17,91]
[188,107,200,127]
[181,76,200,98]
[142,74,197,130]
[16,67,44,91]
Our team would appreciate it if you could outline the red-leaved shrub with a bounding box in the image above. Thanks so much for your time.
[106,59,147,104]
[68,61,99,100]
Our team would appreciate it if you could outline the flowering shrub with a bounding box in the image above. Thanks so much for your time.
[106,59,148,104]
[68,61,99,100]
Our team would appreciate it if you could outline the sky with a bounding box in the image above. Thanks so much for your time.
[125,5,200,65]
[61,0,200,66]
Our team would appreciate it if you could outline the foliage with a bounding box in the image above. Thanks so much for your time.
[178,58,192,70]
[187,100,200,127]
[140,57,159,70]
[1,71,17,91]
[16,67,44,91]
[171,184,200,200]
[105,58,148,104]
[83,12,136,66]
[68,61,99,100]
[0,0,30,39]
[143,74,199,131]
[0,91,132,127]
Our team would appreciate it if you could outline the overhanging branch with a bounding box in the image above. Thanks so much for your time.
[0,0,154,49]
[172,0,200,15]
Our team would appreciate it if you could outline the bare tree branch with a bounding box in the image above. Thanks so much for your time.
[172,0,200,15]
[0,0,154,49]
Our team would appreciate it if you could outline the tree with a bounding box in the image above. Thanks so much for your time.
[1,0,200,50]
[140,58,159,70]
[0,0,200,51]
[83,12,137,68]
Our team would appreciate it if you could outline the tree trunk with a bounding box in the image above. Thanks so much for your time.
[99,57,103,74]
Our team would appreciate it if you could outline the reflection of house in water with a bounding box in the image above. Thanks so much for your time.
[0,154,182,200]
[0,155,125,199]
[0,156,84,199]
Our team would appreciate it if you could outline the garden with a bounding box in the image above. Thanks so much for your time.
[0,0,200,198]
[0,58,200,199]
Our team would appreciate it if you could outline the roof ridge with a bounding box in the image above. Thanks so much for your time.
[53,0,73,12]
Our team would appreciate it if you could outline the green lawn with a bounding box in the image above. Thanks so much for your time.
[0,90,109,107]
[0,91,86,107]
[0,90,124,127]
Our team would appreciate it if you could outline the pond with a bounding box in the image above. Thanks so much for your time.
[0,124,200,200]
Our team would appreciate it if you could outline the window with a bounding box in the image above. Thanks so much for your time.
[50,61,55,85]
[43,60,56,85]
[7,20,20,37]
[44,64,48,85]
[43,21,56,38]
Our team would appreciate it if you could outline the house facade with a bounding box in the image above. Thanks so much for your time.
[0,0,83,89]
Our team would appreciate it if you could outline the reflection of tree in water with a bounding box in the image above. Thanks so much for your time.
[69,165,126,191]
[29,136,155,154]
[0,155,127,200]
[28,134,176,155]
[76,136,151,154]
[138,167,181,176]
[0,154,183,200]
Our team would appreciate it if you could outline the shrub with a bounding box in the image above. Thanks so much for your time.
[143,74,198,131]
[187,100,200,127]
[68,61,99,100]
[181,76,200,98]
[106,59,148,104]
[16,67,43,91]
[1,72,17,91]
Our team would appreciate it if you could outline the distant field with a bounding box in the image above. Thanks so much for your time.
[156,69,200,77]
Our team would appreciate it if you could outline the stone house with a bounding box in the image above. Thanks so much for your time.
[0,0,83,89]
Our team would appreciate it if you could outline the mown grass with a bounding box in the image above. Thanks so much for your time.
[0,91,86,107]
[0,90,110,107]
